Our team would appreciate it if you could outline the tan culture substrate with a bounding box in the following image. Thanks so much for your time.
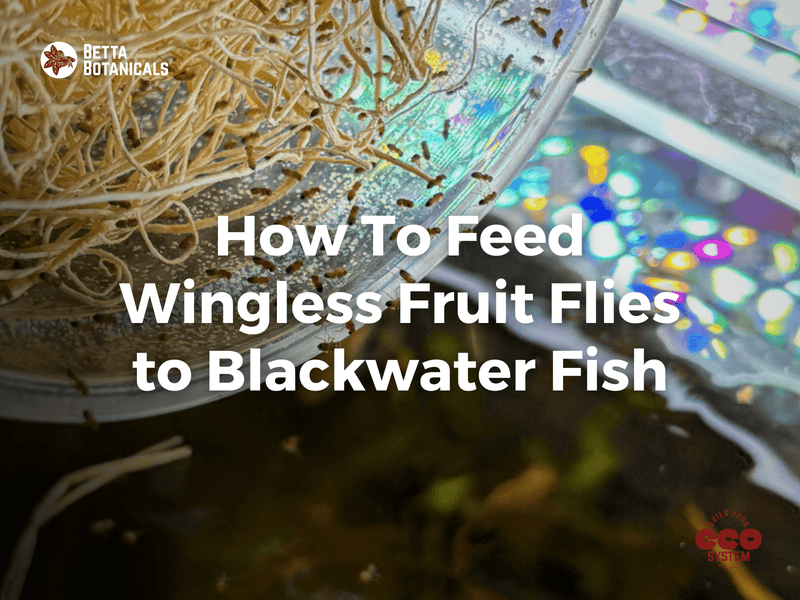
[0,0,446,310]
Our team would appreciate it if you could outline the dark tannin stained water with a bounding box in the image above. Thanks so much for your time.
[0,280,797,600]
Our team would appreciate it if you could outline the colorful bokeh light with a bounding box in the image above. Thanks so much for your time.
[580,145,610,166]
[524,196,548,211]
[540,137,573,157]
[724,226,758,246]
[677,9,708,33]
[608,171,641,197]
[712,266,758,305]
[664,251,697,271]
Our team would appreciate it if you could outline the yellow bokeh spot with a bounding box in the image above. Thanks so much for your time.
[424,49,448,73]
[675,318,692,331]
[765,321,783,336]
[724,226,758,246]
[587,165,608,184]
[524,197,548,211]
[580,145,609,166]
[711,339,727,359]
[664,251,697,271]
[708,324,724,334]
[643,277,690,293]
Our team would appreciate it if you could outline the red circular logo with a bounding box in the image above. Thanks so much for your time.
[694,509,761,568]
[40,42,77,79]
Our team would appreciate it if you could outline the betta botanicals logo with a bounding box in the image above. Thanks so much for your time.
[40,42,77,78]
[83,45,168,77]
[695,509,762,567]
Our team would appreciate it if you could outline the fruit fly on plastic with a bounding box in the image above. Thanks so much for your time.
[425,192,443,207]
[576,68,593,83]
[529,20,546,38]
[552,28,564,49]
[345,320,356,335]
[301,186,321,199]
[386,143,403,156]
[285,260,304,274]
[275,214,293,227]
[501,54,513,74]
[347,205,360,225]
[471,172,493,182]
[158,333,170,342]
[386,298,400,310]
[347,181,362,201]
[427,227,441,236]
[399,269,415,283]
[253,257,275,271]
[479,191,497,205]
[389,226,404,241]
[534,7,551,15]
[501,16,520,25]
[427,174,445,189]
[442,118,450,141]
[206,268,233,279]
[248,276,270,284]
[83,409,99,429]
[311,275,323,293]
[67,369,88,396]
[532,54,545,65]
[317,340,341,353]
[421,141,431,160]
[179,235,193,250]
[325,267,347,278]
[396,198,414,208]
[251,187,272,196]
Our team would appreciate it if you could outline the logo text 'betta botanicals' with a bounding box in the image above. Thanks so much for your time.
[83,45,168,77]
[695,509,761,566]
[40,43,77,78]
